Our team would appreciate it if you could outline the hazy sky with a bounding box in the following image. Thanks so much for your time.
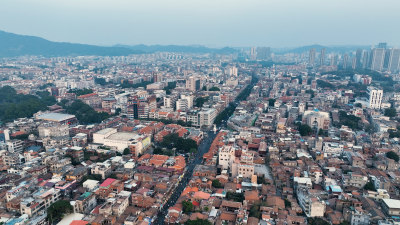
[1,0,399,47]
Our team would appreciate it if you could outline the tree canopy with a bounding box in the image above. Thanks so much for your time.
[185,219,212,225]
[226,192,244,202]
[212,179,223,188]
[159,133,197,153]
[209,86,220,91]
[386,151,399,162]
[67,88,93,96]
[47,200,73,224]
[0,86,56,122]
[268,98,276,106]
[121,80,152,89]
[337,111,362,130]
[298,123,313,136]
[384,108,397,118]
[182,200,194,213]
[65,100,110,124]
[195,96,209,108]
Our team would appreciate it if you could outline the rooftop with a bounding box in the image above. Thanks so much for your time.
[36,113,75,122]
[108,132,139,141]
[383,199,400,209]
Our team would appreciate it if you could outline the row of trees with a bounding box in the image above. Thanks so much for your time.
[120,80,153,89]
[214,75,258,125]
[67,88,93,96]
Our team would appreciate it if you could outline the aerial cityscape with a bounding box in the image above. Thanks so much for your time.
[1,1,400,225]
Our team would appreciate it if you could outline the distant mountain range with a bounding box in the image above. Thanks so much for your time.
[0,30,237,58]
[0,30,141,58]
[0,30,372,58]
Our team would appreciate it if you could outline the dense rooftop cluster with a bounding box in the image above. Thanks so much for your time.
[0,46,400,225]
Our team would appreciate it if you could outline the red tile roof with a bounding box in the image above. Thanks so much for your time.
[100,178,116,187]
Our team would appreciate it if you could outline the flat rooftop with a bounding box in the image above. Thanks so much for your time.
[36,113,75,122]
[383,199,400,209]
[107,132,138,141]
[95,128,116,135]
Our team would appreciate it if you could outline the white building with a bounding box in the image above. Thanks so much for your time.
[368,86,383,109]
[218,146,235,170]
[323,142,344,157]
[93,128,151,153]
[176,99,188,111]
[198,108,217,127]
[371,48,386,71]
[297,187,326,217]
[180,94,194,109]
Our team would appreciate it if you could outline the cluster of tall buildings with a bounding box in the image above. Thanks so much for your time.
[249,47,271,61]
[308,43,400,73]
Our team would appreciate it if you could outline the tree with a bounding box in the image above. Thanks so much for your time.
[67,88,93,96]
[284,198,292,208]
[160,133,197,154]
[202,86,207,91]
[337,111,362,130]
[384,108,397,118]
[81,174,102,183]
[249,204,261,218]
[298,124,313,136]
[355,103,362,108]
[65,100,110,124]
[47,200,73,224]
[123,148,130,155]
[226,192,244,202]
[268,98,276,107]
[95,77,108,85]
[212,179,222,188]
[364,181,375,191]
[182,200,194,213]
[185,219,212,225]
[316,79,335,89]
[195,96,209,108]
[318,128,327,137]
[386,151,399,162]
[209,86,220,91]
[121,80,153,89]
[308,218,330,225]
[0,86,56,122]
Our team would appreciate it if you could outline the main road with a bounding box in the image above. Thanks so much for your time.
[152,130,219,225]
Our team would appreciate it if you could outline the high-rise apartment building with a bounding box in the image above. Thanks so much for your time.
[250,47,257,61]
[256,47,271,60]
[186,76,201,92]
[355,49,363,69]
[343,54,349,69]
[362,50,370,69]
[309,48,316,66]
[367,87,383,109]
[319,48,326,66]
[370,48,386,71]
[388,48,400,73]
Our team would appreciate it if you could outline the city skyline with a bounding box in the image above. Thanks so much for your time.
[1,0,400,47]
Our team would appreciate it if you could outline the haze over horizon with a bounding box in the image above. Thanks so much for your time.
[1,0,399,48]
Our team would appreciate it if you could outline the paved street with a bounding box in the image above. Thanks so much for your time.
[153,130,218,225]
